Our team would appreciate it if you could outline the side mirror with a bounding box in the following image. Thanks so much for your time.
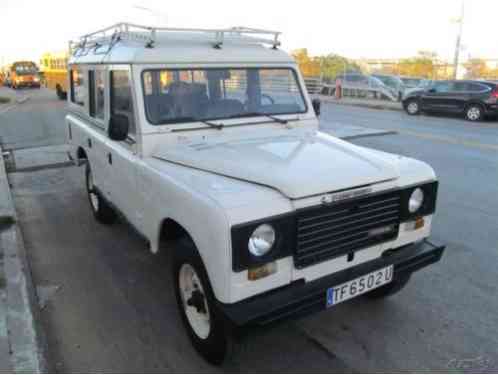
[312,98,321,117]
[108,114,129,141]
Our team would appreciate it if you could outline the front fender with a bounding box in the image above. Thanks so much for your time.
[138,158,232,302]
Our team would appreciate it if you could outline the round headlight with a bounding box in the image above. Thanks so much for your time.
[409,188,424,213]
[248,224,276,257]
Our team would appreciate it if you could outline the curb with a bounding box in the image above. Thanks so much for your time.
[0,145,47,373]
[315,95,403,112]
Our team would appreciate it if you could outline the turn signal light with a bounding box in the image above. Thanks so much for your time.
[248,262,277,281]
[406,217,425,231]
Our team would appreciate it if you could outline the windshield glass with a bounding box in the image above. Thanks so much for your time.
[14,64,37,76]
[142,68,307,125]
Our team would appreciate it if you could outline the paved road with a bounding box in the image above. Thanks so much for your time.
[3,89,498,372]
[0,87,66,150]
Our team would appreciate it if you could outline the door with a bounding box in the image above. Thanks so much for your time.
[105,66,143,230]
[421,81,459,113]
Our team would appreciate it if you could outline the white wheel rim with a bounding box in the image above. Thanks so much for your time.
[179,263,211,339]
[407,102,418,114]
[87,170,99,211]
[467,107,480,121]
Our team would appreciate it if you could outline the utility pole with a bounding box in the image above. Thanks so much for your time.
[452,1,465,79]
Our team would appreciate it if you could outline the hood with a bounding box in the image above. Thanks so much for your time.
[153,131,399,199]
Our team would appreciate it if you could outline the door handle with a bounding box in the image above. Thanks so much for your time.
[108,153,112,165]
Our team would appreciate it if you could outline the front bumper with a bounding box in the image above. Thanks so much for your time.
[15,81,40,88]
[218,240,445,327]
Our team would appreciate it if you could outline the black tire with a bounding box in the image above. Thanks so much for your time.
[364,274,411,299]
[173,238,231,365]
[85,163,116,224]
[404,99,420,115]
[464,104,484,122]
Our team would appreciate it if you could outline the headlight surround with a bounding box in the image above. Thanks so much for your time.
[408,187,424,213]
[231,213,296,272]
[248,224,276,257]
[399,181,438,222]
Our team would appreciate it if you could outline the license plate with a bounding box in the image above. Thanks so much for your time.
[326,265,393,307]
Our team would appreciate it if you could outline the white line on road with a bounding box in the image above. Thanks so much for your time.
[393,128,498,152]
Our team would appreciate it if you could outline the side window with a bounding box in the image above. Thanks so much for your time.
[466,83,489,93]
[453,82,467,92]
[110,70,136,137]
[89,69,105,121]
[433,82,451,93]
[70,67,85,106]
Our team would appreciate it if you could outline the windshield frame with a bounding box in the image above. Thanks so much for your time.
[140,66,308,127]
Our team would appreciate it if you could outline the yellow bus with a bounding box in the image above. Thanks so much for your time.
[10,61,40,89]
[40,52,68,100]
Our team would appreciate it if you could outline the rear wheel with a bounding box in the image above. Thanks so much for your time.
[364,274,411,299]
[465,104,483,121]
[404,99,420,115]
[173,238,231,365]
[56,85,66,100]
[85,163,116,224]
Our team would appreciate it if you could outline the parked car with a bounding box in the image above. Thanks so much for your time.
[402,80,498,121]
[333,72,396,100]
[372,74,405,101]
[67,23,445,365]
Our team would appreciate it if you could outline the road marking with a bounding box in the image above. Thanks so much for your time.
[361,125,498,152]
[0,104,17,115]
[395,128,498,151]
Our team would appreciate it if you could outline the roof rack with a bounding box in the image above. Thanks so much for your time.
[69,22,281,57]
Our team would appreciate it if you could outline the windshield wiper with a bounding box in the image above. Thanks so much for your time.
[164,117,224,130]
[241,112,288,124]
[201,120,224,130]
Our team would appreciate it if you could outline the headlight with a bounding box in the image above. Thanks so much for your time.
[248,224,275,257]
[409,188,424,213]
[34,77,39,82]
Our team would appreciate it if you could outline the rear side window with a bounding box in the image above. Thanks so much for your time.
[89,70,105,120]
[465,82,490,93]
[70,67,85,106]
[110,70,136,137]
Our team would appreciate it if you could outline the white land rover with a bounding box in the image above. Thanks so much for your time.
[67,23,445,364]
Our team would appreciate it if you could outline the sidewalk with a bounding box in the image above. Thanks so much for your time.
[0,145,46,373]
[315,94,403,112]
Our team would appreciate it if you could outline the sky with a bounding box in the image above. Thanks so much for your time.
[1,0,497,65]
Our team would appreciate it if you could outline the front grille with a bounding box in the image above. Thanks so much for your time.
[295,190,401,268]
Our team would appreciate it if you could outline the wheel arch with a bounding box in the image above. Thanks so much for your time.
[158,217,192,247]
[77,146,88,160]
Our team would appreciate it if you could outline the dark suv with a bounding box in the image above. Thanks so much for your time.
[402,80,498,121]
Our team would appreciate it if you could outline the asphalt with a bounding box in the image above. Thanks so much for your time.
[1,87,498,372]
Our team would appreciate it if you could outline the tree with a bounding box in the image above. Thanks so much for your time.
[291,49,321,77]
[291,49,360,80]
[464,58,490,79]
[396,51,438,78]
[315,54,361,81]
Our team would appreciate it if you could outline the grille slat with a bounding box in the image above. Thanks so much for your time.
[294,190,401,268]
[298,216,399,247]
[298,208,400,232]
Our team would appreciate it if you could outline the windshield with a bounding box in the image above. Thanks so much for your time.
[142,68,307,125]
[14,64,37,76]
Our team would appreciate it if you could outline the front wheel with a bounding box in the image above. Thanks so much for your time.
[85,163,116,224]
[364,274,411,299]
[465,104,483,122]
[404,99,420,115]
[173,238,231,365]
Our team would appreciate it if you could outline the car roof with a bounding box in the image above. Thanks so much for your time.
[69,23,294,66]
